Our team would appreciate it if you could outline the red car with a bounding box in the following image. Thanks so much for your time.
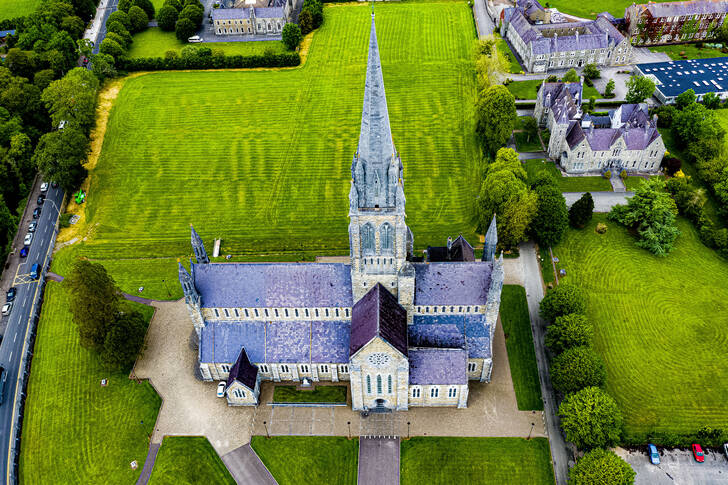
[692,443,705,463]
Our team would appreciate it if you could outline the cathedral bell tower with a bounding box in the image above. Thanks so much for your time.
[349,14,414,305]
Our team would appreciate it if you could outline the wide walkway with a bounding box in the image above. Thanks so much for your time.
[358,437,399,485]
[563,191,632,212]
[221,444,278,485]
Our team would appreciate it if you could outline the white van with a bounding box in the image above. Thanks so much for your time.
[188,35,203,43]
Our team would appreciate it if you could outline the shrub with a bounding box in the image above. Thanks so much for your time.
[545,313,592,354]
[604,79,615,98]
[562,68,579,82]
[546,74,558,82]
[603,170,611,179]
[131,0,155,20]
[164,50,178,59]
[99,37,125,58]
[163,0,182,11]
[157,5,179,31]
[570,449,635,485]
[105,32,128,49]
[107,10,132,30]
[106,21,133,46]
[175,17,197,41]
[662,156,681,175]
[281,23,302,50]
[595,222,607,234]
[550,346,607,394]
[540,283,586,323]
[118,0,132,11]
[118,51,301,71]
[559,387,623,449]
[619,169,627,179]
[128,5,149,33]
[179,4,203,26]
[569,192,594,228]
[583,63,600,80]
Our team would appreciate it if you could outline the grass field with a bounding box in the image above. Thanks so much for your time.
[538,245,555,284]
[494,33,521,73]
[552,214,728,434]
[252,436,358,485]
[127,27,287,58]
[514,130,541,152]
[507,79,600,100]
[148,437,235,485]
[624,175,664,192]
[546,0,670,19]
[523,159,612,192]
[650,43,728,61]
[19,282,161,483]
[0,0,41,21]
[400,437,554,485]
[273,385,347,403]
[73,2,481,283]
[500,285,543,410]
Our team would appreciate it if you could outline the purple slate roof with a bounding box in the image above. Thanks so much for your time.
[254,7,284,18]
[200,320,350,364]
[411,315,492,359]
[193,262,352,308]
[644,0,728,18]
[350,284,408,358]
[413,262,492,306]
[409,348,468,385]
[565,121,585,149]
[227,348,258,390]
[212,7,251,19]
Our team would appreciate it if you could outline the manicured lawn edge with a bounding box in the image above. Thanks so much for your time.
[148,436,235,485]
[273,385,348,403]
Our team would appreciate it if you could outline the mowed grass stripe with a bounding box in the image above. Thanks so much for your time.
[84,2,480,262]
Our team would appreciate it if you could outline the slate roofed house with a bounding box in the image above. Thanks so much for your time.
[212,0,292,37]
[625,0,728,46]
[179,14,504,412]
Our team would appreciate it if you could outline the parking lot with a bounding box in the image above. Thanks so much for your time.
[619,447,728,485]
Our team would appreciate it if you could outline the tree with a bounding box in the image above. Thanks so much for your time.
[540,283,586,322]
[551,346,607,394]
[42,67,100,134]
[178,4,203,26]
[569,192,594,228]
[99,37,125,58]
[570,449,635,485]
[106,31,128,49]
[163,0,182,11]
[625,75,655,104]
[476,85,516,155]
[32,127,89,192]
[131,0,155,20]
[78,38,95,59]
[474,35,508,90]
[562,68,579,83]
[118,0,132,11]
[66,260,122,352]
[702,91,721,110]
[604,79,615,98]
[33,69,55,91]
[61,15,86,39]
[530,180,568,247]
[281,23,302,50]
[106,21,133,46]
[175,17,197,41]
[545,313,593,354]
[91,53,117,81]
[5,48,37,79]
[608,178,679,256]
[128,5,149,33]
[559,387,623,449]
[157,5,179,31]
[4,132,34,186]
[0,195,17,261]
[583,63,600,80]
[101,311,147,370]
[298,8,314,35]
[675,88,696,110]
[107,10,132,30]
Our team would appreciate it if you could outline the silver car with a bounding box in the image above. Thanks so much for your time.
[1,302,12,316]
[24,233,33,246]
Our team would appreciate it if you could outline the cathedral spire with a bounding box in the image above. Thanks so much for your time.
[351,13,401,210]
[191,225,209,264]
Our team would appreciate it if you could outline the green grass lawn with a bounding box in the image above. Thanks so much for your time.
[76,2,481,285]
[273,385,347,403]
[495,33,521,73]
[252,436,358,485]
[514,130,542,152]
[500,285,543,411]
[523,159,612,192]
[624,175,664,192]
[546,0,671,19]
[650,43,728,61]
[552,214,728,435]
[507,79,600,100]
[148,437,235,485]
[401,437,554,485]
[538,244,555,284]
[0,0,41,21]
[19,282,161,483]
[127,27,287,58]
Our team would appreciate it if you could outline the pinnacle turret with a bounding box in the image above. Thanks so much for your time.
[191,225,209,264]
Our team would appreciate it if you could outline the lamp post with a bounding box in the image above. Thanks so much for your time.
[263,420,270,439]
[528,422,535,440]
[347,421,351,439]
[162,278,171,297]
[407,421,411,439]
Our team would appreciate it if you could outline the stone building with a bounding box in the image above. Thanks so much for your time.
[625,0,728,46]
[211,0,292,36]
[536,79,665,174]
[501,0,633,73]
[178,15,504,411]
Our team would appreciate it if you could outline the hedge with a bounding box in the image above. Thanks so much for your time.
[622,426,728,449]
[117,52,300,71]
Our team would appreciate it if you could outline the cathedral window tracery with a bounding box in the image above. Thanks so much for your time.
[361,223,375,255]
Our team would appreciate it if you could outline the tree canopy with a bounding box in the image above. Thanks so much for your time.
[545,313,592,354]
[476,85,516,156]
[569,192,594,228]
[282,23,302,51]
[32,126,89,192]
[539,283,586,323]
[41,67,99,134]
[550,346,607,394]
[570,449,635,485]
[625,75,655,104]
[157,5,179,31]
[530,176,568,247]
[559,386,623,449]
[101,310,148,370]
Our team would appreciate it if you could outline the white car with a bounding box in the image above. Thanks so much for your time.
[24,233,33,246]
[188,35,203,43]
[40,182,49,194]
[1,302,12,316]
[216,382,226,397]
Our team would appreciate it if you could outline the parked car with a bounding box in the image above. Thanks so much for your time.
[0,367,6,404]
[51,181,58,189]
[723,443,728,460]
[216,381,226,397]
[19,247,28,258]
[28,221,37,233]
[36,195,45,205]
[648,443,660,465]
[188,35,203,43]
[40,182,48,193]
[692,443,705,463]
[24,233,33,246]
[1,302,12,316]
[6,287,16,302]
[30,262,40,280]
[32,207,41,219]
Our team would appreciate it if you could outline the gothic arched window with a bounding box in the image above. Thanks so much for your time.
[361,223,375,255]
[387,375,392,394]
[380,223,394,253]
[366,375,371,394]
[376,375,382,394]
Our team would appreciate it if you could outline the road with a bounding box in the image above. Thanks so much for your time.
[563,191,632,212]
[520,241,570,485]
[0,184,63,485]
[88,0,119,55]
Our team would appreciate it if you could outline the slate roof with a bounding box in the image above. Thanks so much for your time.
[426,236,475,262]
[0,30,15,38]
[350,283,408,358]
[413,262,493,306]
[200,320,350,364]
[193,262,352,308]
[227,348,258,390]
[212,7,251,19]
[254,7,284,18]
[642,0,728,18]
[410,314,492,359]
[637,58,728,98]
[409,348,468,385]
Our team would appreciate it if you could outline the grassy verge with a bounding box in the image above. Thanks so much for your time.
[252,436,358,485]
[523,159,612,192]
[499,285,543,411]
[400,437,554,485]
[148,437,235,485]
[19,282,161,483]
[514,131,541,152]
[494,33,521,73]
[650,43,728,61]
[552,214,728,434]
[624,175,664,192]
[507,79,600,100]
[273,385,347,403]
[538,245,554,285]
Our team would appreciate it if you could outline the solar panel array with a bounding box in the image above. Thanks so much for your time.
[636,57,728,98]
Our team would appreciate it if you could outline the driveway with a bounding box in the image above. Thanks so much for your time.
[472,0,496,38]
[358,437,399,485]
[618,447,728,485]
[563,192,632,212]
[221,444,278,485]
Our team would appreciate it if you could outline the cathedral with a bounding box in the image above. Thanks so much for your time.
[178,15,503,412]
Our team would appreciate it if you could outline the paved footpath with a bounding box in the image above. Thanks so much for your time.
[563,191,632,212]
[358,437,399,485]
[221,444,278,485]
[135,443,160,485]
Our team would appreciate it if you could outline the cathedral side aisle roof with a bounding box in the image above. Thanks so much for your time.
[413,262,493,306]
[410,315,492,359]
[409,348,468,385]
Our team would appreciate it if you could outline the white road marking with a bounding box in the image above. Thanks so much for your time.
[8,352,12,361]
[13,333,16,342]
[23,296,28,306]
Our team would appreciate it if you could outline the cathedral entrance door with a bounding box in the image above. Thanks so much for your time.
[372,399,390,413]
